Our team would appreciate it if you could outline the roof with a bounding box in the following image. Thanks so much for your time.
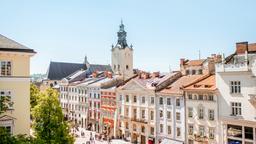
[248,43,256,52]
[46,61,86,80]
[0,34,36,53]
[66,64,112,82]
[159,74,205,95]
[184,59,205,66]
[183,74,216,91]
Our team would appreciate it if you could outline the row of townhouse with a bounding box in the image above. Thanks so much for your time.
[57,22,256,144]
[116,42,256,144]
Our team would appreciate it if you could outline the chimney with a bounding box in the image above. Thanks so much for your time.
[141,72,150,79]
[236,42,248,54]
[152,72,160,78]
[92,71,97,78]
[107,72,113,78]
[104,71,108,77]
[180,58,185,65]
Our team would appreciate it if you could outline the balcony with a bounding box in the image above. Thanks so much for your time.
[215,63,249,72]
[249,94,256,108]
[131,117,148,124]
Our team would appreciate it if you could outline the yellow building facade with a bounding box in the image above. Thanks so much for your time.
[0,34,35,135]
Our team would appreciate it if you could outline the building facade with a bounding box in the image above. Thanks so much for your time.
[0,34,35,135]
[216,42,256,144]
[184,74,220,144]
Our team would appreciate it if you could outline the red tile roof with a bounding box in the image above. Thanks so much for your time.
[159,74,205,95]
[184,59,205,66]
[183,74,216,91]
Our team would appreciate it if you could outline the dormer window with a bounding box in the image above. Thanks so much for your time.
[198,69,203,74]
[192,70,196,75]
[186,70,190,75]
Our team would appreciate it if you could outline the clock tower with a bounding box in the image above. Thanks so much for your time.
[111,21,133,79]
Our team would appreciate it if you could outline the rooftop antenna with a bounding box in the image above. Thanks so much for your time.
[169,65,172,73]
[198,49,201,60]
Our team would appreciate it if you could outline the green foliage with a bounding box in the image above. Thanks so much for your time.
[30,83,40,110]
[32,88,74,144]
[0,127,34,144]
[0,95,13,115]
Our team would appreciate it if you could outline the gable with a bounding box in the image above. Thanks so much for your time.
[121,80,146,91]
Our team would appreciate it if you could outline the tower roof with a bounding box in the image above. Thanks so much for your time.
[116,20,128,48]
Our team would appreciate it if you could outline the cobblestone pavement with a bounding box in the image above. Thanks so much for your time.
[74,128,130,144]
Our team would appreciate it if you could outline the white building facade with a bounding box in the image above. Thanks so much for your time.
[216,42,256,144]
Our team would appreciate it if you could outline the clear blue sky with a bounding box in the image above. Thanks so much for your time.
[1,0,256,74]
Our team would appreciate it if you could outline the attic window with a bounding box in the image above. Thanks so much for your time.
[194,84,201,88]
[204,85,212,88]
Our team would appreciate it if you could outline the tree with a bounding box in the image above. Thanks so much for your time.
[32,88,74,144]
[0,96,32,144]
[30,83,40,110]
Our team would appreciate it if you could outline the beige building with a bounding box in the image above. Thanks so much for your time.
[0,34,36,135]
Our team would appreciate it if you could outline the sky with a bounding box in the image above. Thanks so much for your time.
[1,0,256,74]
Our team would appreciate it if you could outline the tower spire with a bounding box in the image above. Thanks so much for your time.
[117,20,128,48]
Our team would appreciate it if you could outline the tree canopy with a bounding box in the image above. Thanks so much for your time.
[32,88,74,144]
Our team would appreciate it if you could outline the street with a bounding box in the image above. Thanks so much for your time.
[74,128,130,144]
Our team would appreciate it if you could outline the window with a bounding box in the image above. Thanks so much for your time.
[160,124,163,133]
[119,95,122,101]
[141,96,145,104]
[188,107,193,118]
[230,81,241,94]
[133,124,136,131]
[176,98,180,107]
[199,126,205,136]
[198,95,203,100]
[209,109,214,121]
[231,102,242,116]
[159,97,163,105]
[0,90,13,109]
[0,126,12,134]
[167,98,171,105]
[150,97,154,104]
[159,110,163,118]
[186,70,190,75]
[141,126,145,133]
[125,108,129,115]
[188,125,193,135]
[167,125,171,134]
[192,70,196,75]
[176,112,180,121]
[125,122,129,129]
[208,95,214,101]
[150,111,154,120]
[125,95,129,102]
[177,127,181,137]
[198,106,204,119]
[126,65,129,70]
[133,109,137,119]
[198,69,203,74]
[188,94,192,100]
[167,111,171,120]
[150,127,154,135]
[0,61,11,76]
[133,96,137,103]
[244,127,253,140]
[141,110,145,119]
[209,127,215,139]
